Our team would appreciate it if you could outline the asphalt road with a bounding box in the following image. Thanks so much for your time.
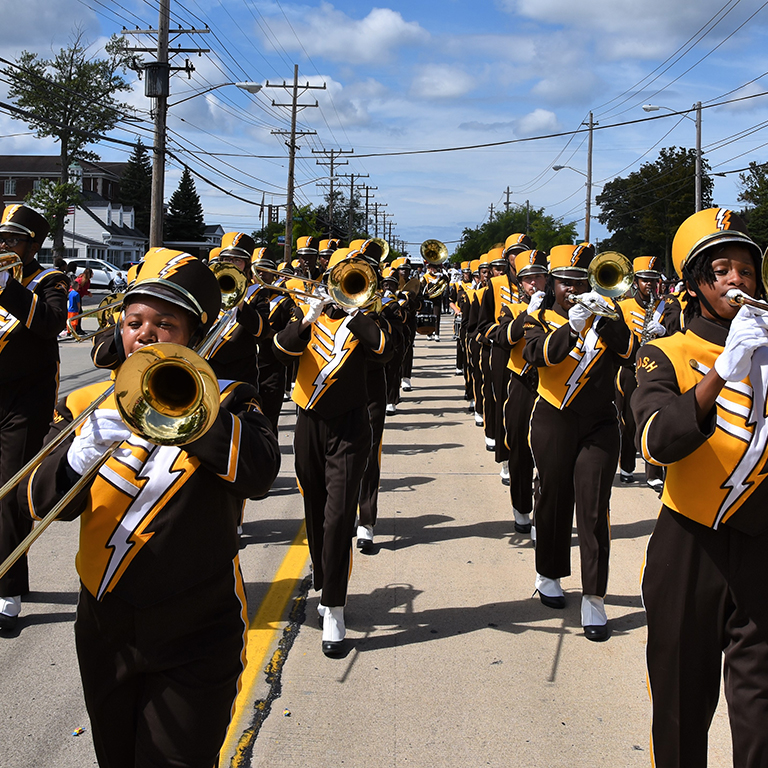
[0,315,731,768]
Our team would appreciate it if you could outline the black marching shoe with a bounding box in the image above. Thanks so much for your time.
[321,605,346,656]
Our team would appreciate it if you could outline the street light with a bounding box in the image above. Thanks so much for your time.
[150,81,263,247]
[169,81,262,106]
[642,102,702,212]
[553,165,593,242]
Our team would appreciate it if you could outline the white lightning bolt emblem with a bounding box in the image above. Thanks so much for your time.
[715,346,768,527]
[96,445,185,599]
[305,317,355,410]
[561,326,601,409]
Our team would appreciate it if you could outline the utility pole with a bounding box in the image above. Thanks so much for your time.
[362,185,377,236]
[266,65,324,263]
[489,203,495,221]
[337,172,368,239]
[584,111,596,243]
[372,202,387,237]
[526,200,530,234]
[313,148,353,239]
[695,101,702,212]
[124,6,210,247]
[504,187,512,211]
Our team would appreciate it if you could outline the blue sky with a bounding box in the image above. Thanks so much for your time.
[3,0,768,254]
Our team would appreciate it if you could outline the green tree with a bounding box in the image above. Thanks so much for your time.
[165,168,205,242]
[596,147,713,274]
[453,206,578,266]
[121,139,152,237]
[24,180,82,248]
[737,161,768,250]
[2,30,133,255]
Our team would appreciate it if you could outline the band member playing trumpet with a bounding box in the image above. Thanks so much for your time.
[633,208,768,768]
[273,249,392,655]
[615,256,680,491]
[22,249,280,768]
[524,244,636,641]
[0,204,68,631]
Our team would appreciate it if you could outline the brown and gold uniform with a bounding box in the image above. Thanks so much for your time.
[24,378,280,768]
[524,303,635,597]
[0,257,67,600]
[274,303,391,606]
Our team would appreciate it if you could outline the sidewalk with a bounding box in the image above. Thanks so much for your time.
[229,325,732,768]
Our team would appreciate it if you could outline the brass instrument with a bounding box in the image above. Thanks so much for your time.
[0,251,23,281]
[210,261,249,311]
[252,259,379,309]
[420,239,449,265]
[0,342,220,579]
[424,274,449,300]
[726,289,768,313]
[568,251,633,321]
[639,282,671,345]
[371,238,390,263]
[66,294,124,341]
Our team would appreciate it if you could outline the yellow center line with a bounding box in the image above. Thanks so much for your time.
[221,522,310,763]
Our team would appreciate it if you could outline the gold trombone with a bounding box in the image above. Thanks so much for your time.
[568,251,633,320]
[252,258,379,309]
[1,251,23,281]
[0,342,220,580]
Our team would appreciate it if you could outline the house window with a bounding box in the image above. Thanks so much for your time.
[33,179,43,191]
[4,179,16,196]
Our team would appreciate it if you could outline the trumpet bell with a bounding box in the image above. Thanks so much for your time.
[328,258,379,308]
[420,239,449,265]
[115,343,219,446]
[589,251,633,298]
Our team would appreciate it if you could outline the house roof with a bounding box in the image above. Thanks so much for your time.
[0,155,128,180]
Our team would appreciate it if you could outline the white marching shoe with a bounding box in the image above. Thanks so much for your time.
[499,460,510,485]
[534,573,565,609]
[485,436,496,451]
[385,403,397,416]
[356,524,374,553]
[321,605,346,656]
[0,595,21,631]
[581,595,609,642]
[474,412,484,427]
[513,507,531,534]
[401,378,412,392]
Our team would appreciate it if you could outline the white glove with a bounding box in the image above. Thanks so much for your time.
[714,305,768,382]
[67,409,132,476]
[575,290,613,315]
[0,271,9,290]
[344,306,360,317]
[645,319,666,339]
[303,294,332,325]
[527,290,545,314]
[568,301,592,333]
[726,288,768,316]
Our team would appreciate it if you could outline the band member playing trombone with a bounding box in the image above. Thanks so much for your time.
[633,209,768,768]
[0,204,68,631]
[22,249,280,767]
[524,244,636,641]
[273,248,392,655]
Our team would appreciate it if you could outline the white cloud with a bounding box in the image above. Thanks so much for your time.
[259,3,428,65]
[516,108,559,136]
[410,64,475,100]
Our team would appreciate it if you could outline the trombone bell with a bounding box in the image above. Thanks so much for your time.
[328,259,378,308]
[210,261,248,310]
[116,343,219,445]
[589,251,633,298]
[0,251,23,282]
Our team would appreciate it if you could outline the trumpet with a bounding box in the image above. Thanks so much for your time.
[420,239,449,265]
[726,289,768,313]
[0,342,220,580]
[0,251,23,281]
[568,251,633,320]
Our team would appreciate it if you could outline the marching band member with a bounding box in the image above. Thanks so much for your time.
[295,235,321,279]
[615,256,681,491]
[206,233,270,390]
[393,257,416,392]
[421,261,447,341]
[0,205,68,630]
[449,262,472,375]
[468,254,493,437]
[487,249,548,530]
[383,268,405,416]
[465,258,486,425]
[633,209,768,768]
[23,249,280,767]
[252,249,296,433]
[273,249,392,655]
[317,238,341,276]
[478,235,534,478]
[524,243,636,641]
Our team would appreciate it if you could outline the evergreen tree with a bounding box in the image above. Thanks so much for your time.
[121,139,152,236]
[165,168,205,242]
[738,161,768,250]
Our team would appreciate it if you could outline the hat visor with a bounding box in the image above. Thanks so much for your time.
[0,222,33,237]
[635,270,662,278]
[551,267,589,278]
[124,280,204,320]
[687,232,762,271]
[518,266,548,277]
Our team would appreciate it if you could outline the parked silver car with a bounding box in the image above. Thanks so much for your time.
[67,258,127,291]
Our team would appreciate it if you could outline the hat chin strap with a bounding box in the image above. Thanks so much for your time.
[682,264,731,324]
